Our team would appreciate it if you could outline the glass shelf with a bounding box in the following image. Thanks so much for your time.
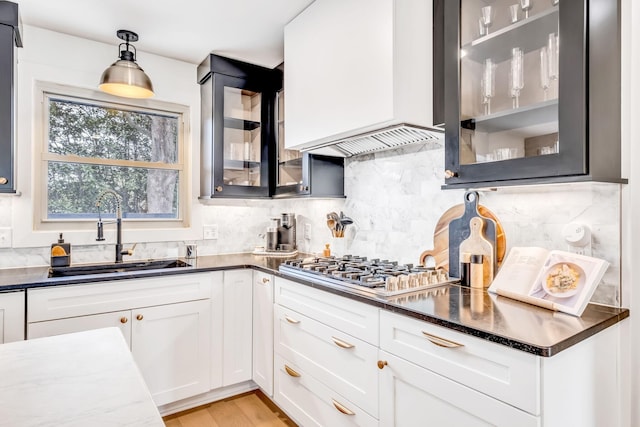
[224,117,261,131]
[463,99,558,133]
[463,7,558,63]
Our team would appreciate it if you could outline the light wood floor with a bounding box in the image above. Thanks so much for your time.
[163,390,297,427]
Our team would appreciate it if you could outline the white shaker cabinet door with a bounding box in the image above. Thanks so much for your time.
[222,269,253,386]
[378,351,539,427]
[0,291,25,343]
[131,299,211,406]
[252,271,274,396]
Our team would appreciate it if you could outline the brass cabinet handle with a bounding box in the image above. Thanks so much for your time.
[284,364,301,378]
[332,399,355,416]
[422,331,464,348]
[377,360,388,370]
[444,170,458,179]
[136,314,144,321]
[285,316,300,324]
[120,317,128,324]
[262,277,270,284]
[331,336,355,349]
[0,177,7,185]
[215,186,223,192]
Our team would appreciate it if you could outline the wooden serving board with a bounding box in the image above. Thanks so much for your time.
[419,197,506,273]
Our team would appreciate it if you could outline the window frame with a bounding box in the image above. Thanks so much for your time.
[34,81,191,231]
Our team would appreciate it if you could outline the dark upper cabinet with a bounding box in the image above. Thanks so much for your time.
[441,0,624,188]
[198,55,344,199]
[198,54,279,198]
[0,1,22,193]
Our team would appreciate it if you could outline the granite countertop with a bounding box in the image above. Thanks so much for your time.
[0,253,629,357]
[0,327,164,427]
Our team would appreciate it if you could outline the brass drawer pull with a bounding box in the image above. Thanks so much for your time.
[262,277,270,284]
[332,399,355,416]
[377,360,388,369]
[120,317,128,324]
[136,314,144,321]
[285,316,300,324]
[0,177,7,185]
[284,364,301,378]
[332,336,355,349]
[422,331,464,348]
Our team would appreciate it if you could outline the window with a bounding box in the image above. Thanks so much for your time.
[37,85,189,228]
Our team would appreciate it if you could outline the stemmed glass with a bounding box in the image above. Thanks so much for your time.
[520,0,532,19]
[481,58,496,115]
[540,33,559,101]
[540,49,550,101]
[480,6,493,36]
[547,33,559,81]
[510,48,524,109]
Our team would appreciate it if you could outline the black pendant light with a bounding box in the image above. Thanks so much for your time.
[99,30,154,99]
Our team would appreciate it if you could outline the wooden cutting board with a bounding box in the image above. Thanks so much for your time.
[419,202,506,272]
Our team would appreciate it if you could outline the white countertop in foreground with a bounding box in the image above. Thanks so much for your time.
[0,328,163,427]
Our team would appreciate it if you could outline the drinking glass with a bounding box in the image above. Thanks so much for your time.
[547,33,559,81]
[481,58,496,115]
[510,48,524,109]
[540,48,550,100]
[520,0,532,19]
[509,4,519,23]
[480,6,494,35]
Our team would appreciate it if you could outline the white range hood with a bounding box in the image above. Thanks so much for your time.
[284,0,442,158]
[301,123,444,158]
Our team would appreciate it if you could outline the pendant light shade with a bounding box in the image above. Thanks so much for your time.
[99,30,154,99]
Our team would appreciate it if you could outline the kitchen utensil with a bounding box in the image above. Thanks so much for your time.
[419,202,505,272]
[459,217,495,287]
[447,191,498,279]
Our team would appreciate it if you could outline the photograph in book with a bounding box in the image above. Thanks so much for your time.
[488,247,610,316]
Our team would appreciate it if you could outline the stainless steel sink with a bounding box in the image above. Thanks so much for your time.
[48,259,192,278]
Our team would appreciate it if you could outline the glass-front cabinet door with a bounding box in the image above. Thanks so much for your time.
[443,0,594,187]
[208,73,271,197]
[274,89,306,196]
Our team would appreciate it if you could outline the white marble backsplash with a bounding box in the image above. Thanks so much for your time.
[0,144,621,306]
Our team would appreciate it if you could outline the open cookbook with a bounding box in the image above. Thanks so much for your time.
[487,247,610,316]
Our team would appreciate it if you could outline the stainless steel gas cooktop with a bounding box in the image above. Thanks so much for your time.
[279,255,455,297]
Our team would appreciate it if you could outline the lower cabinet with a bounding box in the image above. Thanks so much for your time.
[222,269,253,386]
[0,290,25,343]
[378,351,538,427]
[274,354,378,427]
[26,273,214,406]
[252,270,274,396]
[274,277,380,426]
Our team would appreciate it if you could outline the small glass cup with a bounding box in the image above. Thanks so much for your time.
[509,4,519,23]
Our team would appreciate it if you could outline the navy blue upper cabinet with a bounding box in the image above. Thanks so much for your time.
[0,1,22,193]
[441,0,624,188]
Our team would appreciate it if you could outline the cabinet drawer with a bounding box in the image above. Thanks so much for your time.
[275,277,379,345]
[275,304,378,417]
[379,351,539,427]
[380,310,540,415]
[28,310,131,345]
[28,273,213,322]
[274,354,378,427]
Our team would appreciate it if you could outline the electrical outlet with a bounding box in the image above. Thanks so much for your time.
[304,223,312,240]
[203,224,219,240]
[0,228,12,248]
